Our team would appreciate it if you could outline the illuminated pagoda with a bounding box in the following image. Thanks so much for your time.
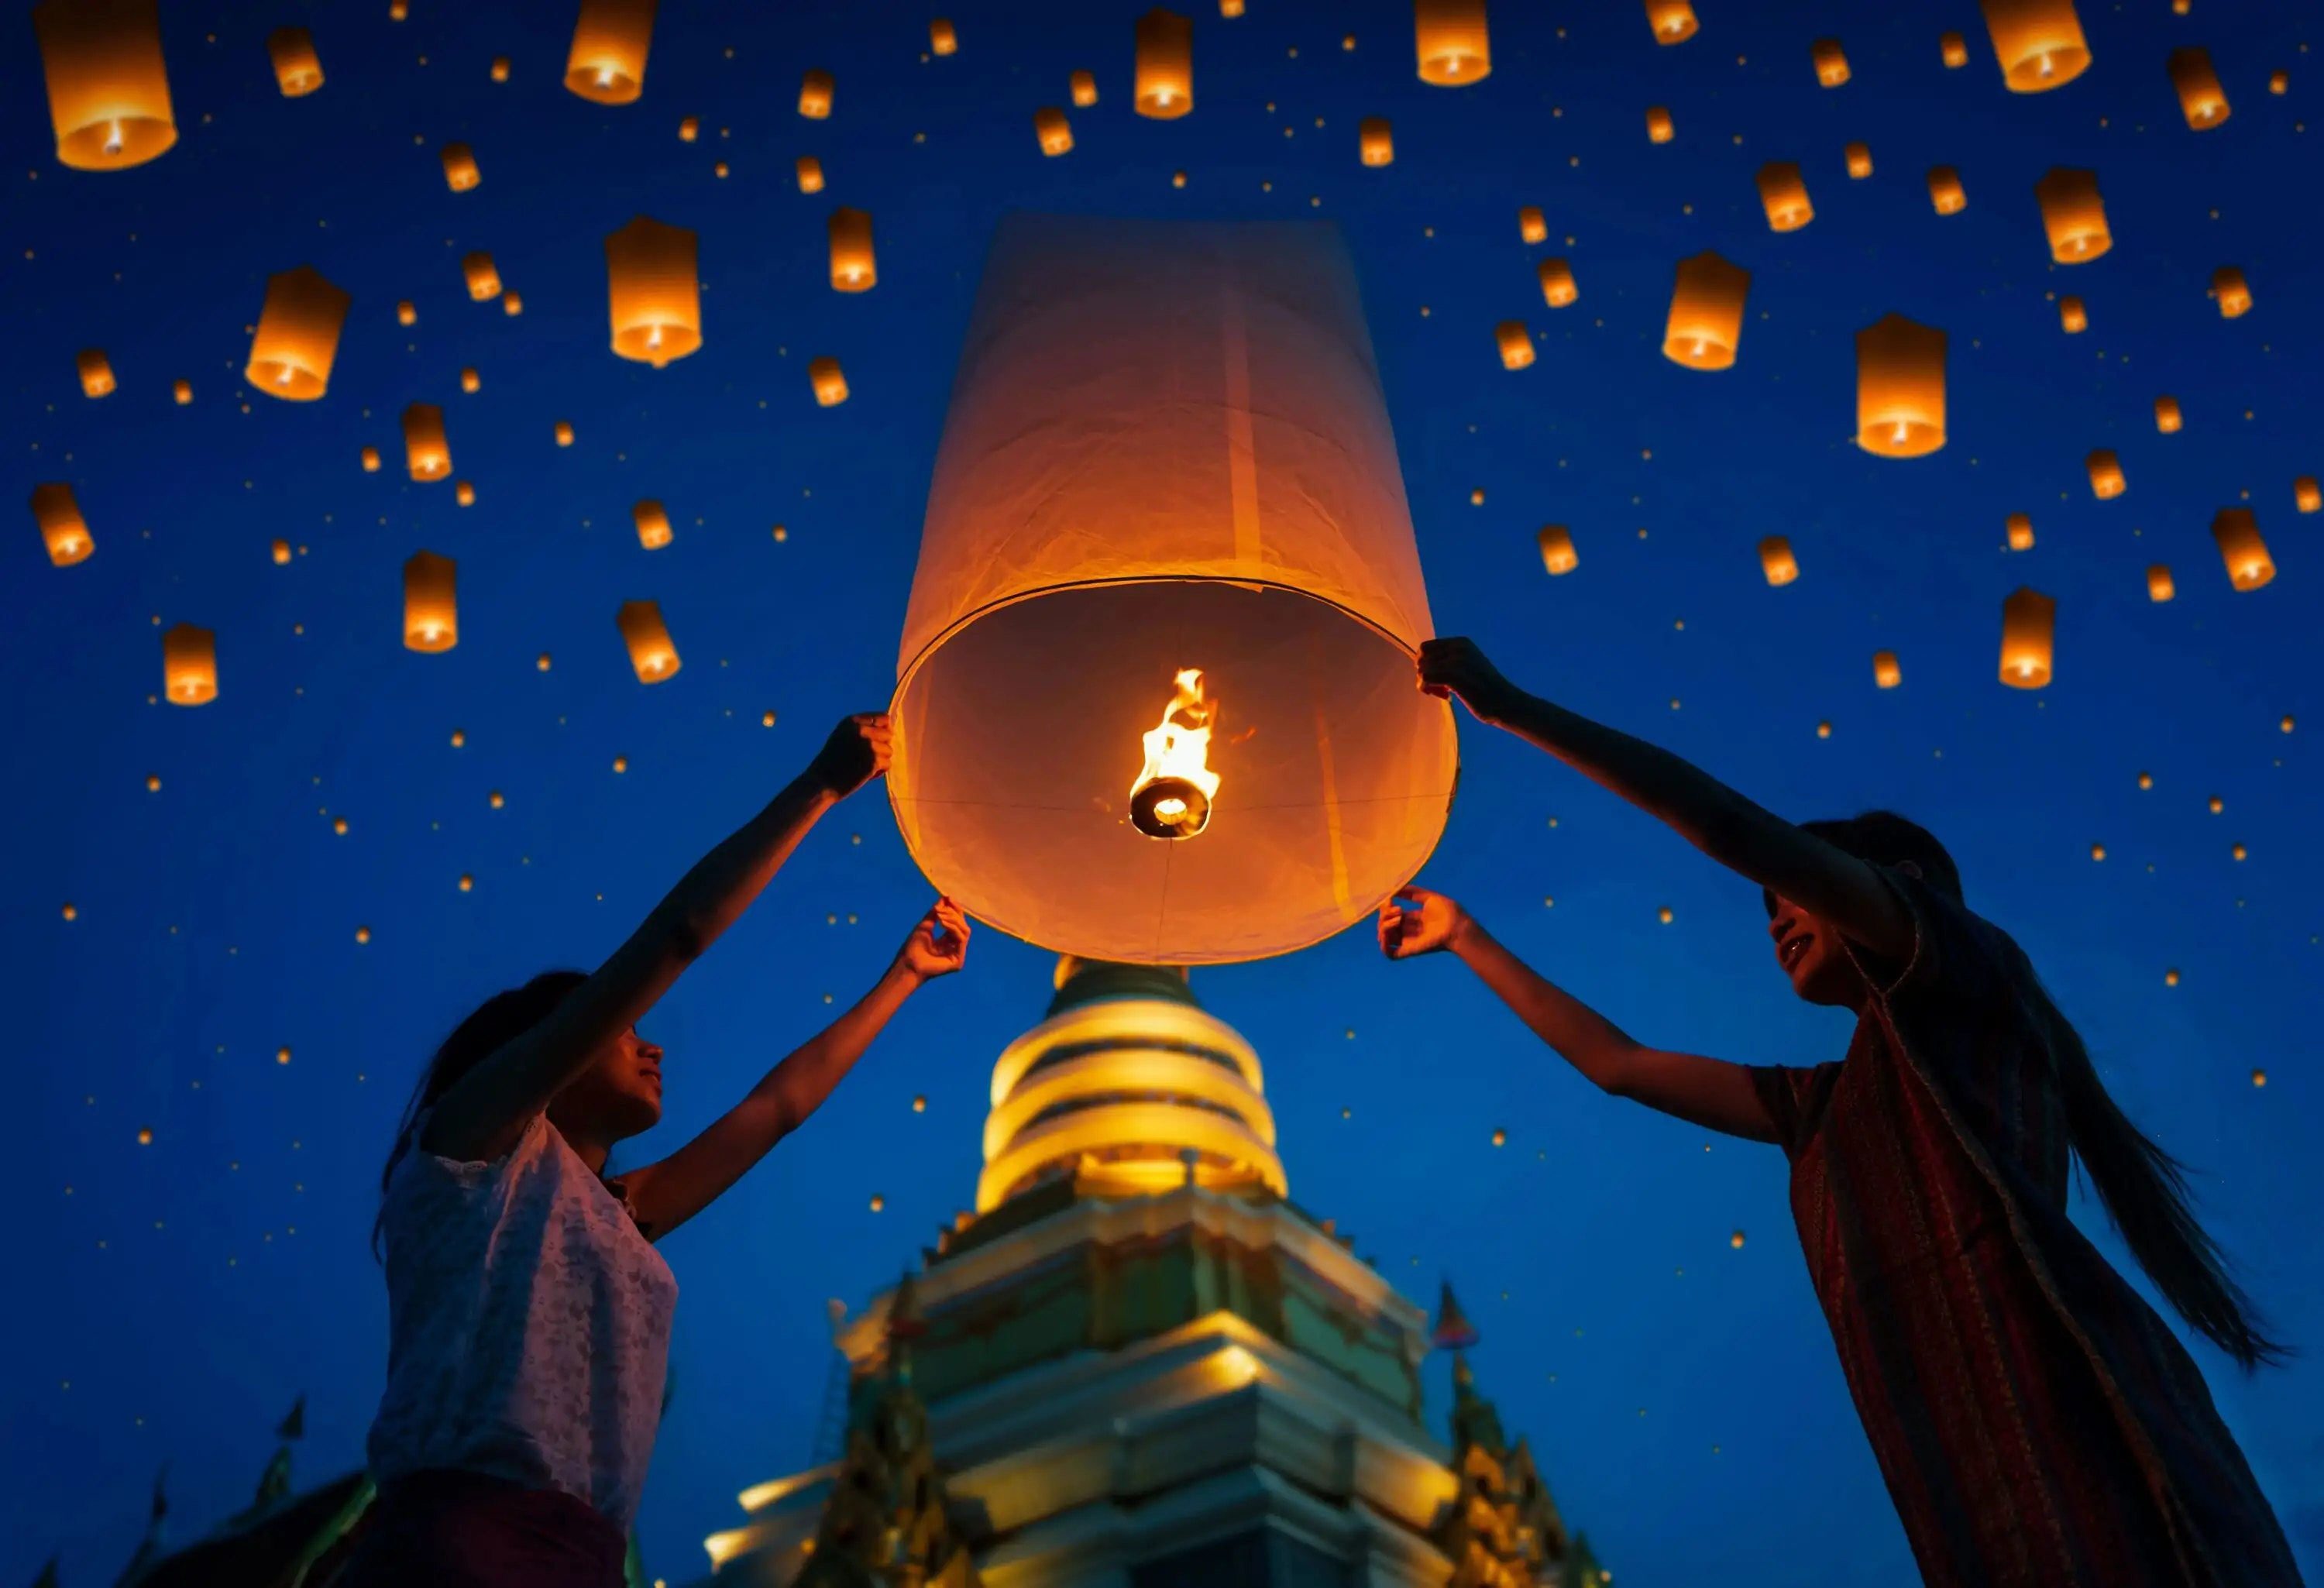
[696,957,1607,1586]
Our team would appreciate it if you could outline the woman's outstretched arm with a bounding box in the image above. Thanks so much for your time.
[613,900,970,1240]
[1380,887,1776,1142]
[423,715,892,1164]
[1417,638,1913,963]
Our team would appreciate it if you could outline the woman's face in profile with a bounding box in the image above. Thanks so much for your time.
[557,1028,665,1139]
[1765,892,1863,1009]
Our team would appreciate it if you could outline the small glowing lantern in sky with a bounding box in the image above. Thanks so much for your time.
[2034,167,2109,262]
[1856,315,1946,458]
[1415,0,1490,84]
[2087,449,2126,499]
[2154,396,2182,432]
[77,349,115,397]
[491,56,510,82]
[678,116,697,141]
[2058,296,2087,333]
[1539,525,1578,575]
[809,356,848,406]
[397,299,417,326]
[441,142,480,191]
[1845,142,1873,179]
[930,18,957,55]
[1758,536,1799,586]
[163,622,216,705]
[1517,206,1547,243]
[34,0,177,170]
[1496,321,1534,369]
[605,215,700,365]
[1757,162,1812,230]
[633,499,672,548]
[566,0,655,104]
[245,266,352,400]
[459,366,480,394]
[2168,46,2229,129]
[1645,1,1697,45]
[1136,9,1194,115]
[1999,586,2055,689]
[2295,477,2321,514]
[1071,69,1098,106]
[403,551,457,651]
[796,155,824,193]
[1128,670,1221,838]
[1538,258,1577,307]
[1219,0,1243,15]
[2147,564,2175,602]
[888,215,1457,964]
[1034,106,1073,155]
[1811,38,1850,86]
[1978,0,2090,92]
[799,68,834,119]
[1928,166,1967,214]
[270,538,290,565]
[2210,266,2250,317]
[1873,651,1902,689]
[268,27,322,95]
[2007,513,2035,551]
[555,420,575,446]
[1662,250,1750,370]
[2270,70,2288,95]
[618,600,680,682]
[1645,105,1674,143]
[454,480,475,509]
[1359,118,1394,165]
[462,251,502,301]
[361,445,381,472]
[172,378,191,404]
[1941,31,1968,67]
[402,403,451,480]
[828,208,876,290]
[2211,508,2272,589]
[32,483,93,566]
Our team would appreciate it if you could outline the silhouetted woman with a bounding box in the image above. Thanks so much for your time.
[347,715,970,1588]
[1380,639,2302,1588]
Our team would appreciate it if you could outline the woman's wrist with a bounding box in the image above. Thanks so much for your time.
[1449,911,1487,958]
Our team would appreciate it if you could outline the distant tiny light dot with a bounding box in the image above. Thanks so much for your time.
[913,1095,927,1112]
[1817,722,1832,738]
[614,757,628,773]
[137,1128,152,1144]
[490,791,504,809]
[62,904,77,920]
[356,926,372,944]
[762,710,777,727]
[537,654,552,671]
[146,773,161,792]
[333,816,349,835]
[1659,906,1674,923]
[1491,1129,1507,1146]
[2253,1069,2267,1088]
[2164,968,2181,986]
[277,1048,291,1064]
[1731,1230,1746,1249]
[2137,771,2152,789]
[451,730,466,747]
[823,993,834,1003]
[459,874,475,891]
[2092,844,2106,861]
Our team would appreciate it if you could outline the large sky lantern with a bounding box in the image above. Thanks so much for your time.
[633,498,672,549]
[798,68,834,119]
[77,349,115,397]
[1415,0,1490,84]
[2154,395,2183,432]
[1978,0,2091,91]
[1034,106,1073,156]
[1538,257,1578,307]
[1645,0,1698,46]
[1359,117,1394,165]
[2086,449,2126,498]
[1495,321,1534,369]
[401,551,458,651]
[2212,509,2274,590]
[1757,162,1813,231]
[1538,524,1578,576]
[401,402,451,481]
[1999,586,2057,689]
[604,215,700,365]
[1517,206,1547,244]
[1134,9,1195,117]
[566,0,655,105]
[2168,46,2230,129]
[245,266,351,400]
[1928,166,1968,214]
[2034,167,2109,263]
[441,142,480,191]
[1810,38,1851,87]
[827,207,876,290]
[886,215,1458,966]
[32,483,94,567]
[461,251,501,301]
[266,28,322,96]
[1855,314,1947,457]
[2210,266,2251,318]
[808,356,848,406]
[34,0,177,170]
[618,600,681,682]
[1662,250,1749,370]
[1758,535,1799,586]
[162,622,216,706]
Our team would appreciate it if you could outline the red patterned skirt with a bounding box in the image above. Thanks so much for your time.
[339,1469,627,1588]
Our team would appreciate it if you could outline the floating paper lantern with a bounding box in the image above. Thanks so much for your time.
[1941,31,1968,67]
[1359,118,1394,165]
[270,538,290,565]
[1978,0,2090,92]
[1856,315,1946,457]
[1415,0,1490,84]
[34,0,177,170]
[1845,141,1873,179]
[566,0,655,105]
[1811,38,1850,86]
[1757,162,1812,231]
[2295,476,2321,514]
[1662,251,1750,370]
[31,483,93,566]
[1928,166,1967,214]
[1219,0,1242,15]
[930,18,957,55]
[491,56,509,82]
[2210,266,2250,317]
[361,445,381,472]
[459,366,480,394]
[1071,68,1098,106]
[555,420,575,447]
[2270,70,2288,95]
[397,299,416,326]
[887,215,1459,963]
[77,349,115,397]
[1538,258,1577,307]
[618,600,680,682]
[2006,512,2035,551]
[1496,321,1534,370]
[2168,46,2229,129]
[163,622,216,705]
[245,265,351,400]
[2147,564,2174,601]
[2211,508,2272,589]
[633,499,672,548]
[2034,167,2109,262]
[1034,106,1073,156]
[810,356,848,406]
[2087,449,2125,498]
[462,251,502,301]
[402,402,451,480]
[1645,105,1674,143]
[1136,9,1194,115]
[799,67,834,119]
[1645,0,1697,45]
[2154,395,2181,432]
[2058,296,2087,333]
[454,479,475,507]
[678,116,697,141]
[403,551,457,651]
[1999,586,2055,689]
[1873,651,1902,689]
[1758,535,1798,586]
[441,142,480,191]
[1539,525,1578,575]
[828,208,875,290]
[605,215,700,365]
[172,378,190,404]
[1518,206,1547,244]
[796,155,824,193]
[268,27,322,95]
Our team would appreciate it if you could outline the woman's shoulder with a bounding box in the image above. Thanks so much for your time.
[396,1106,552,1194]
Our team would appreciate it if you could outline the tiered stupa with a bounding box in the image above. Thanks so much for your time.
[696,957,1609,1587]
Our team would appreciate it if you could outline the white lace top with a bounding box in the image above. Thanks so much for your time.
[367,1109,678,1532]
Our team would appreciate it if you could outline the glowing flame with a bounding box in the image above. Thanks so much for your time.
[1129,669,1219,838]
[102,120,125,156]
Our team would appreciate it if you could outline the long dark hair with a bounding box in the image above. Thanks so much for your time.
[1796,811,2288,1371]
[372,970,589,1261]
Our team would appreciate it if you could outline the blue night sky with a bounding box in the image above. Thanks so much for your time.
[5,2,2320,1583]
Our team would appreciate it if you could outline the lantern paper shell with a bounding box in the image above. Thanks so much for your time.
[618,600,681,682]
[441,142,480,191]
[2087,449,2125,499]
[403,551,457,651]
[930,18,957,55]
[397,299,417,326]
[1071,69,1098,107]
[163,623,216,706]
[1415,0,1490,85]
[1645,0,1697,45]
[2270,70,2288,95]
[1941,31,1968,68]
[1518,207,1547,244]
[462,252,502,301]
[1496,322,1534,370]
[34,0,177,170]
[1538,259,1577,308]
[32,483,93,566]
[361,445,381,472]
[1757,163,1813,231]
[1811,39,1850,87]
[828,208,875,291]
[1034,106,1074,156]
[555,420,576,446]
[268,27,322,95]
[1928,167,1967,214]
[1662,252,1750,370]
[566,0,655,104]
[2211,267,2250,318]
[2296,477,2321,514]
[1136,10,1194,115]
[1999,587,2055,689]
[1873,651,1902,689]
[2006,512,2035,551]
[2035,167,2109,263]
[887,215,1459,964]
[2168,47,2229,129]
[77,349,115,397]
[2058,296,2087,333]
[605,215,700,365]
[1855,315,1946,458]
[1359,118,1394,165]
[2147,564,2175,602]
[1758,536,1799,586]
[402,403,451,480]
[796,156,825,193]
[1538,525,1578,576]
[491,56,510,82]
[245,266,351,401]
[2211,509,2273,590]
[633,499,672,549]
[678,116,697,141]
[2154,396,2182,433]
[810,356,848,406]
[1845,141,1873,179]
[172,378,191,404]
[1645,106,1674,143]
[1978,0,2091,93]
[799,68,834,119]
